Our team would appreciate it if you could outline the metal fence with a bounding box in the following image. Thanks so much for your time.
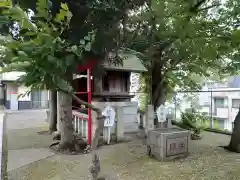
[172,89,240,132]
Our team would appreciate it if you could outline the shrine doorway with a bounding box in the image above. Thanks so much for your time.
[72,71,88,113]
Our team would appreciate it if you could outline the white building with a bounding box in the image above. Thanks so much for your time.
[1,71,49,110]
[198,87,240,131]
[176,77,240,131]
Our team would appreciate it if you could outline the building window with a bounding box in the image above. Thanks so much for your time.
[214,97,225,108]
[232,99,240,109]
[31,90,48,109]
[203,102,210,106]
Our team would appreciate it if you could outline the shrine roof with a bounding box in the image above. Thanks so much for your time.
[102,53,147,73]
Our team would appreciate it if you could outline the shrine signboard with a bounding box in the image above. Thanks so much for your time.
[102,106,115,127]
[102,105,116,144]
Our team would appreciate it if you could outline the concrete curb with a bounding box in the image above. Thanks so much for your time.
[4,109,48,114]
[0,113,7,180]
[204,128,232,136]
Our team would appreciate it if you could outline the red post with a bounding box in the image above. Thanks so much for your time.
[87,69,92,145]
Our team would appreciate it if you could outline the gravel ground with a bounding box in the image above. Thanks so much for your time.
[7,126,52,150]
[7,129,240,180]
[6,110,47,130]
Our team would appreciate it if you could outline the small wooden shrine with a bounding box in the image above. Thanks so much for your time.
[72,53,147,109]
[72,53,147,145]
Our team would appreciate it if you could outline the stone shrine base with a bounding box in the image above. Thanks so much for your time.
[147,127,190,161]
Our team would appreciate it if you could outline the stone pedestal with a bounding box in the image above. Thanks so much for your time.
[116,107,124,142]
[147,127,190,161]
[147,104,190,161]
[91,101,138,142]
[145,105,154,136]
[157,119,172,129]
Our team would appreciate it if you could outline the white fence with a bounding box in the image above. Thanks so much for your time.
[72,110,89,140]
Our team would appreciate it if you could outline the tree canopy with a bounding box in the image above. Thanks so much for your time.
[0,0,94,93]
[13,0,146,57]
[1,0,240,108]
[124,0,240,108]
[0,0,146,93]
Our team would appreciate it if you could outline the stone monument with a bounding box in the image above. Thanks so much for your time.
[147,104,190,161]
[156,104,167,128]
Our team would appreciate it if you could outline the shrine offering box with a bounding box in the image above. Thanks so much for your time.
[147,127,190,161]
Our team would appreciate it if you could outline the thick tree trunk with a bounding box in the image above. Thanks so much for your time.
[152,86,166,110]
[92,112,105,149]
[48,90,57,133]
[225,108,240,153]
[152,86,166,127]
[58,91,75,151]
[151,63,166,110]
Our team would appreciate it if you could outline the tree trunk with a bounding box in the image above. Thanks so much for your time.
[151,63,166,110]
[92,112,105,149]
[225,108,240,153]
[58,91,75,151]
[152,82,167,127]
[152,86,166,110]
[48,90,57,133]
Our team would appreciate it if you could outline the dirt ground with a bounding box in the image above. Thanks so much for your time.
[7,125,240,180]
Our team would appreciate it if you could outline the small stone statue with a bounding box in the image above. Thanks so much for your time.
[89,153,101,180]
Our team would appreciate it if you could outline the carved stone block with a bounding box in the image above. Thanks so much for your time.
[147,127,190,161]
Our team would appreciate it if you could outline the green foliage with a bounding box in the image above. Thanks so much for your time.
[0,0,147,95]
[15,0,146,57]
[173,107,225,136]
[0,0,95,93]
[180,110,205,135]
[138,73,151,110]
[179,108,224,133]
[139,93,149,111]
[126,0,240,108]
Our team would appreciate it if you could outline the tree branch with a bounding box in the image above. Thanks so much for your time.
[129,21,141,44]
[72,94,101,113]
[190,0,208,13]
[55,83,101,113]
[198,3,221,12]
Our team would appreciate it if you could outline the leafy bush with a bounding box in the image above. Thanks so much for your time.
[173,108,228,139]
[177,108,211,139]
[181,111,203,133]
